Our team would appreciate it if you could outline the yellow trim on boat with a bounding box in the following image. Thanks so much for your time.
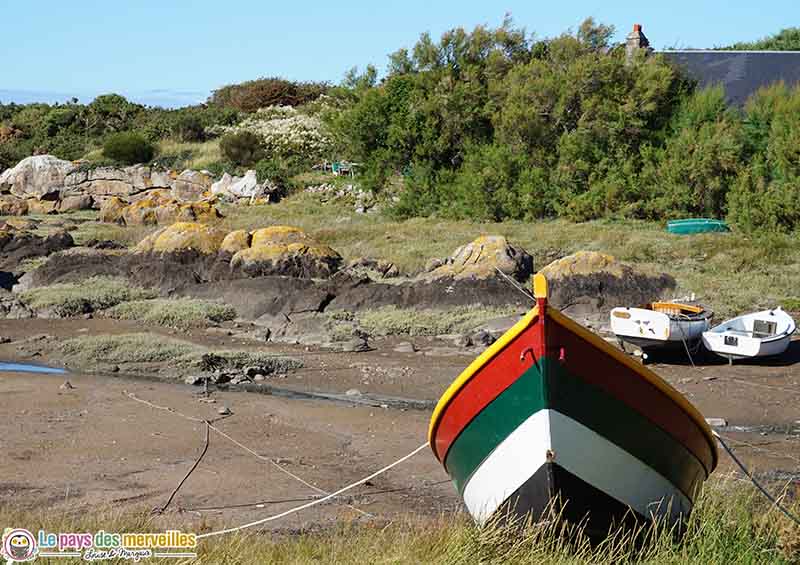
[650,302,704,315]
[427,306,540,445]
[533,273,548,299]
[548,307,718,469]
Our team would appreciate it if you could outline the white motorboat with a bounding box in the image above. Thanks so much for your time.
[610,302,712,352]
[702,307,796,362]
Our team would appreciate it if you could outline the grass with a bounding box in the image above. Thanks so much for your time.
[69,220,157,247]
[155,138,222,171]
[0,480,797,563]
[60,333,196,364]
[19,276,157,317]
[59,333,302,375]
[344,305,520,337]
[105,298,237,329]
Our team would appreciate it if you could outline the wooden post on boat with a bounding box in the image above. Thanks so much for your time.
[533,273,548,357]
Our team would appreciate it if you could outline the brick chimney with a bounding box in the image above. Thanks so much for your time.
[626,23,651,62]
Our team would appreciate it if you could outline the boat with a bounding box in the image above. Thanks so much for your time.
[610,302,712,353]
[702,307,796,363]
[429,274,718,536]
[667,218,729,235]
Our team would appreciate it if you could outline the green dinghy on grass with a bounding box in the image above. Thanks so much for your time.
[667,218,730,235]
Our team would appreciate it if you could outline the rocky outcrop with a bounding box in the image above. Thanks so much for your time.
[63,165,174,200]
[0,155,74,200]
[427,235,533,281]
[0,227,74,282]
[135,222,228,254]
[219,230,251,255]
[100,191,222,226]
[539,251,676,316]
[230,226,342,278]
[172,170,213,202]
[0,195,28,216]
[211,170,276,200]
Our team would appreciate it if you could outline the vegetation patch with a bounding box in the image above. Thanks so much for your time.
[351,305,519,337]
[0,481,797,563]
[19,276,156,317]
[60,333,195,365]
[195,350,303,375]
[105,298,236,329]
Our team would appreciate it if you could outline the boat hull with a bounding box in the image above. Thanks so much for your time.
[667,219,730,234]
[430,276,717,535]
[702,308,796,361]
[610,307,709,351]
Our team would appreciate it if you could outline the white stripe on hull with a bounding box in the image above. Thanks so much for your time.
[462,409,691,524]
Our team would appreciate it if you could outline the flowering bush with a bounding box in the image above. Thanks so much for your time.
[208,105,332,162]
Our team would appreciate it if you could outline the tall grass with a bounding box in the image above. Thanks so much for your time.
[156,139,222,171]
[1,480,796,563]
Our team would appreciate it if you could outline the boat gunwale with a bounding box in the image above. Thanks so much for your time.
[429,305,718,472]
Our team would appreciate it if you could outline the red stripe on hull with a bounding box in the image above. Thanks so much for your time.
[549,317,715,473]
[433,320,544,463]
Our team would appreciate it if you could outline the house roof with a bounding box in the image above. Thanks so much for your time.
[658,50,800,106]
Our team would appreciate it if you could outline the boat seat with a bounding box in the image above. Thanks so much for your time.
[752,320,777,338]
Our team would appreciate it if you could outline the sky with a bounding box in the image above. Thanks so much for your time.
[2,0,797,107]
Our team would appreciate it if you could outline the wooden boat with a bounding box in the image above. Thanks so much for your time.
[610,303,712,352]
[429,274,717,536]
[702,307,795,363]
[667,218,729,235]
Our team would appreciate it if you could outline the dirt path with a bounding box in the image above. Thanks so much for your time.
[0,318,798,533]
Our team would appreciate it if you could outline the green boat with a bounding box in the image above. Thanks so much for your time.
[667,218,730,235]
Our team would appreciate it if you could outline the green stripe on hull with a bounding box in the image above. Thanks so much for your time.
[543,358,706,501]
[445,357,705,502]
[444,364,546,494]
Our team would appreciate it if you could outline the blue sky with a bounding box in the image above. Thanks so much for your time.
[2,0,796,107]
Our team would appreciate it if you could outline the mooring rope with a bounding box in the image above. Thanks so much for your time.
[196,442,430,539]
[713,430,800,527]
[124,391,372,518]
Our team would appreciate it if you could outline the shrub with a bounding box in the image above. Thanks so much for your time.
[172,114,205,142]
[102,132,155,165]
[210,77,328,113]
[220,131,264,166]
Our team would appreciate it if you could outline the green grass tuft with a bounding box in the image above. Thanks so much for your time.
[20,276,157,317]
[351,305,519,337]
[60,333,196,364]
[105,298,237,329]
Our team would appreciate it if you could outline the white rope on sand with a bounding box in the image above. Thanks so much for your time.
[196,442,429,539]
[123,391,373,518]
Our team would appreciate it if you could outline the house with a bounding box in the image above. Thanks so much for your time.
[625,24,800,106]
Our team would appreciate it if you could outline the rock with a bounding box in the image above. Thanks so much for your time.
[0,155,75,200]
[338,336,370,352]
[99,197,127,224]
[218,406,233,416]
[26,199,58,215]
[173,170,213,202]
[393,341,417,353]
[59,380,74,390]
[122,197,159,226]
[134,222,228,254]
[539,251,676,314]
[0,196,28,216]
[470,328,496,347]
[454,334,473,348]
[0,289,33,318]
[253,373,266,381]
[63,164,173,199]
[1,217,38,231]
[219,229,251,255]
[58,194,93,212]
[345,388,362,397]
[0,229,73,274]
[230,226,342,278]
[184,375,206,385]
[210,172,234,197]
[705,417,728,427]
[226,170,259,198]
[428,235,533,281]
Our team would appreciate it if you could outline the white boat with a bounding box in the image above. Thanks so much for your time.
[702,307,796,362]
[610,302,712,352]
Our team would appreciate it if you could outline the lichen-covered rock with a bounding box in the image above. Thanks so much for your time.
[173,170,213,202]
[0,196,28,216]
[539,251,676,313]
[99,197,127,224]
[428,235,533,281]
[63,164,174,198]
[219,229,251,255]
[122,198,159,226]
[58,194,93,212]
[134,222,228,254]
[0,155,75,200]
[26,199,58,215]
[230,226,341,278]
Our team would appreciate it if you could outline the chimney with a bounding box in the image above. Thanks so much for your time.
[626,23,651,63]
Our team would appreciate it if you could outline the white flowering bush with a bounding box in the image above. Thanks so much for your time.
[207,105,332,162]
